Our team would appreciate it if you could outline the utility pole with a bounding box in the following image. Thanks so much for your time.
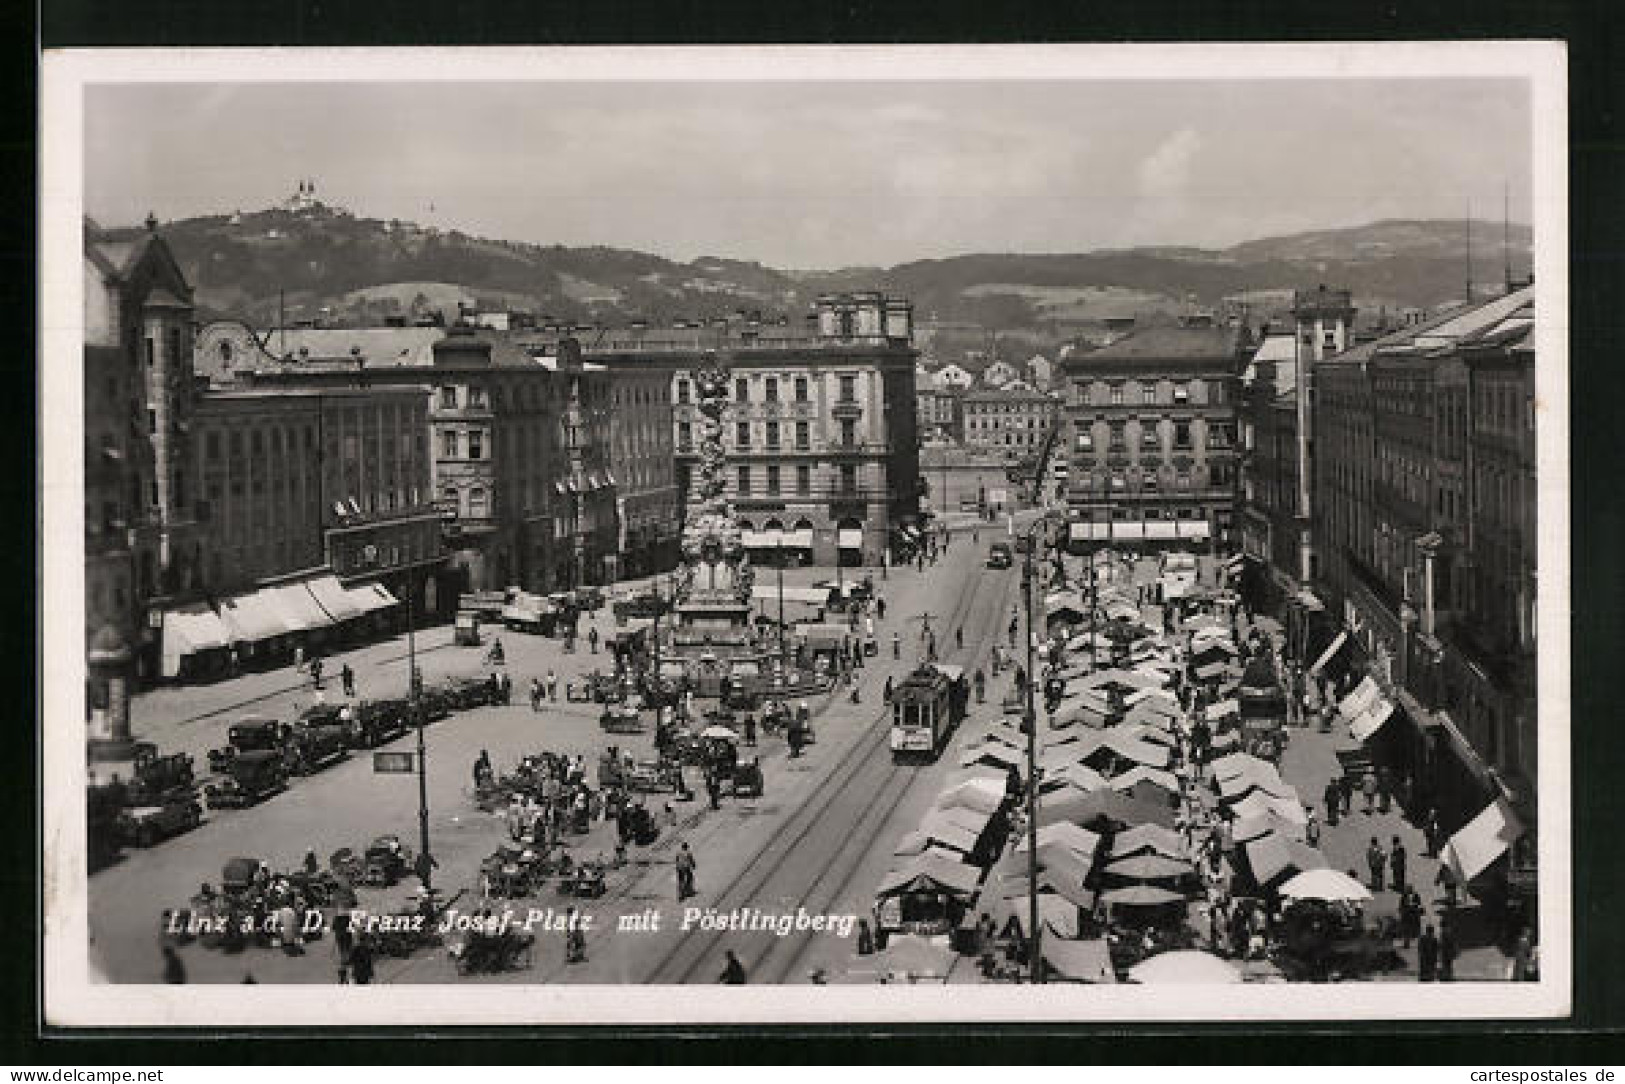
[776,539,787,675]
[408,573,432,893]
[1021,517,1044,984]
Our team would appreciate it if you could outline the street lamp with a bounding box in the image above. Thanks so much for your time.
[406,571,433,894]
[1019,510,1062,984]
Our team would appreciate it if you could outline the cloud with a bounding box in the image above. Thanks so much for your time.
[1137,128,1202,199]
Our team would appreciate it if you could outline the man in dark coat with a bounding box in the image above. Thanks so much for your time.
[1389,836,1408,891]
[1418,924,1439,981]
[1366,837,1387,892]
[1323,779,1342,827]
[1398,889,1424,948]
[1439,920,1459,981]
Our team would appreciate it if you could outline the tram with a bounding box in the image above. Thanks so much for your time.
[889,664,970,762]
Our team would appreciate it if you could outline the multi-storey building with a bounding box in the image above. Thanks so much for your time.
[1237,287,1357,609]
[1313,284,1536,855]
[1060,319,1245,550]
[602,362,681,578]
[581,292,921,567]
[916,384,963,444]
[960,385,1060,455]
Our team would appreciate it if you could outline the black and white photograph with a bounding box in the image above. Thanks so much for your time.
[39,44,1568,1025]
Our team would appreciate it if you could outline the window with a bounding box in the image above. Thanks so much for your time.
[765,421,780,449]
[469,487,489,519]
[766,465,781,495]
[1110,384,1123,406]
[796,464,811,495]
[1141,382,1156,405]
[840,464,857,494]
[468,430,484,460]
[839,375,857,403]
[1076,430,1093,452]
[736,466,751,495]
[1109,423,1125,451]
[1176,470,1191,490]
[840,419,856,446]
[441,430,459,457]
[677,380,691,404]
[1141,426,1159,450]
[1174,421,1192,449]
[439,386,457,408]
[736,421,751,448]
[144,337,155,368]
[468,386,487,408]
[735,378,749,403]
[147,408,157,434]
[795,376,809,402]
[678,421,692,449]
[1173,382,1189,404]
[206,432,221,460]
[765,377,779,403]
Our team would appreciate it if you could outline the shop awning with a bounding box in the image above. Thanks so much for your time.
[346,582,401,614]
[837,528,864,548]
[875,853,981,900]
[1349,697,1395,743]
[1442,798,1525,884]
[1041,938,1116,983]
[263,582,336,633]
[160,602,234,677]
[217,591,291,643]
[1309,630,1350,677]
[740,530,784,548]
[1338,676,1381,720]
[305,574,365,623]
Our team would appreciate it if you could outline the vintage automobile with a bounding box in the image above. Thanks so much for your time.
[206,717,289,775]
[287,706,350,775]
[204,749,288,809]
[574,585,607,612]
[986,542,1014,570]
[454,610,483,646]
[726,756,765,799]
[443,674,495,710]
[125,742,196,806]
[613,590,668,620]
[119,792,204,848]
[599,704,645,734]
[87,781,127,870]
[417,685,453,722]
[348,697,411,748]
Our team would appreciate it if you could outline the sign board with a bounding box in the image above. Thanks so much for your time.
[373,751,417,774]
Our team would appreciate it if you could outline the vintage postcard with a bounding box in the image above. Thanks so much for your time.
[39,43,1569,1025]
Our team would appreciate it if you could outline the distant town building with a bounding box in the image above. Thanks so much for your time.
[931,362,975,391]
[579,292,921,567]
[1024,353,1055,389]
[980,359,1020,388]
[960,386,1060,456]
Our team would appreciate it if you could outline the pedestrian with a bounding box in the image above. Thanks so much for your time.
[333,913,354,983]
[349,936,375,985]
[719,950,746,984]
[566,907,586,964]
[1417,924,1438,981]
[743,714,757,747]
[1377,766,1393,814]
[1390,836,1408,891]
[1305,808,1321,847]
[1398,889,1423,949]
[589,626,600,654]
[857,918,876,955]
[1423,806,1441,857]
[1439,919,1458,981]
[1436,862,1460,908]
[675,843,697,900]
[705,770,721,811]
[341,663,355,698]
[162,944,186,984]
[310,657,324,690]
[1360,769,1377,814]
[1338,772,1354,817]
[1322,780,1342,828]
[876,597,886,621]
[546,669,558,702]
[956,627,964,650]
[1366,836,1386,892]
[530,677,543,713]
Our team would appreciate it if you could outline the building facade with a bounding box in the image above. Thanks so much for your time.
[582,292,921,567]
[1060,321,1245,549]
[603,361,681,579]
[960,386,1060,455]
[1313,285,1536,845]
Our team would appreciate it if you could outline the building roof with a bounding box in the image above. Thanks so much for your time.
[1327,286,1533,366]
[258,327,447,366]
[962,386,1059,404]
[1063,325,1244,370]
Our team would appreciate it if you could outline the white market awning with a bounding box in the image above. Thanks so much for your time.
[305,573,366,623]
[1442,798,1525,884]
[838,528,864,548]
[160,603,234,677]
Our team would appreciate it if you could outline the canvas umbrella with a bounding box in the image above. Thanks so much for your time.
[1100,884,1184,907]
[1104,853,1195,882]
[1128,950,1243,985]
[1278,867,1373,902]
[699,725,739,741]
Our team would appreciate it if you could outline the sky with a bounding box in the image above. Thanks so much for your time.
[83,78,1533,269]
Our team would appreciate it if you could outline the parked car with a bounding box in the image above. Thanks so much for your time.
[348,698,411,748]
[287,707,350,775]
[119,793,203,848]
[207,717,287,775]
[204,750,288,810]
[574,585,607,612]
[986,542,1014,569]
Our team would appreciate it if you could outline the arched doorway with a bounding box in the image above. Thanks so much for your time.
[837,517,865,568]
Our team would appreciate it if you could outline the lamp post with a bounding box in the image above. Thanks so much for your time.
[1019,511,1058,984]
[406,571,432,893]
